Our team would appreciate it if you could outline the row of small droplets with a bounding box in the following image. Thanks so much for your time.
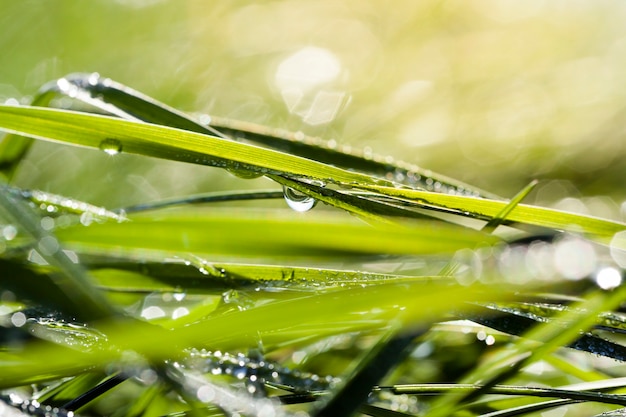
[185,349,341,393]
[0,394,75,417]
[266,127,484,197]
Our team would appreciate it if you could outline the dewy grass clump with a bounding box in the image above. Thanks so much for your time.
[0,74,626,417]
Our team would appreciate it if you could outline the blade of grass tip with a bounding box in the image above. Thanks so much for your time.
[0,185,116,321]
[51,73,229,139]
[438,179,538,276]
[481,179,539,234]
[424,286,626,417]
[313,324,426,417]
[359,184,626,243]
[46,73,499,200]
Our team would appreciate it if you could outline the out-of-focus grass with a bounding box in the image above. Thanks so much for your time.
[1,1,626,213]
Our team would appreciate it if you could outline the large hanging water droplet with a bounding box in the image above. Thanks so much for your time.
[282,186,317,212]
[99,138,123,156]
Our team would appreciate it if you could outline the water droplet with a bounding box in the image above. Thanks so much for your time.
[233,365,247,379]
[197,385,215,402]
[87,72,100,86]
[283,186,317,212]
[595,267,622,290]
[10,312,26,327]
[99,138,123,156]
[2,225,17,240]
[38,236,59,256]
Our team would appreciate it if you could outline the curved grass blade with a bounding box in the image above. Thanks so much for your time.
[207,114,500,199]
[0,258,91,320]
[594,408,626,417]
[30,73,498,199]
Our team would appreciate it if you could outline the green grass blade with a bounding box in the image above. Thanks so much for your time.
[54,209,499,259]
[36,73,498,199]
[89,262,439,294]
[481,179,538,234]
[0,279,523,388]
[363,185,626,243]
[0,104,388,186]
[424,286,626,417]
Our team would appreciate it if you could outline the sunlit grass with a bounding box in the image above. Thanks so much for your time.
[2,3,626,416]
[0,72,626,417]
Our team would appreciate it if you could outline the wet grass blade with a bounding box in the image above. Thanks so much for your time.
[2,104,624,240]
[88,262,440,294]
[424,286,626,417]
[364,185,626,243]
[27,73,498,199]
[0,104,386,187]
[0,279,524,388]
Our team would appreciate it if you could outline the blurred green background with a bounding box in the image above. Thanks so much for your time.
[2,0,626,219]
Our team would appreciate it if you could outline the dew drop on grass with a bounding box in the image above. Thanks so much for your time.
[99,138,123,156]
[283,186,317,212]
